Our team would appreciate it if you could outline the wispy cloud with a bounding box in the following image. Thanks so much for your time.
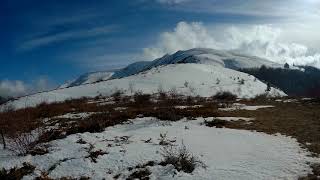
[156,0,191,5]
[63,47,143,71]
[155,0,320,18]
[19,25,118,51]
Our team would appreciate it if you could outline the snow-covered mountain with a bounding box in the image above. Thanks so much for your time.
[2,63,285,110]
[62,48,281,88]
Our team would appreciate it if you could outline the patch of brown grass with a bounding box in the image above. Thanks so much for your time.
[218,99,320,155]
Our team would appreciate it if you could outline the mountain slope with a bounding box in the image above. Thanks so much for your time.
[3,64,285,110]
[62,48,281,88]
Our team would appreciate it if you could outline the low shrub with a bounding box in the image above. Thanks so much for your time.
[213,91,237,101]
[86,149,107,163]
[111,90,124,102]
[134,92,151,105]
[0,162,35,180]
[127,168,151,180]
[8,132,38,156]
[204,119,229,128]
[159,142,206,173]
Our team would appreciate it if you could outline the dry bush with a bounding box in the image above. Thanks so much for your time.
[204,119,229,128]
[37,129,67,144]
[251,93,270,102]
[134,92,151,105]
[111,89,124,102]
[154,108,183,121]
[159,142,206,173]
[158,132,175,146]
[157,85,167,101]
[127,168,151,180]
[8,132,37,155]
[0,162,35,179]
[213,91,237,102]
[86,145,107,163]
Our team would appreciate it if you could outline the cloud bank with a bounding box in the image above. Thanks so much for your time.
[144,22,320,68]
[0,78,54,98]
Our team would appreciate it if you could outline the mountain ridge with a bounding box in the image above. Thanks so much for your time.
[62,48,282,88]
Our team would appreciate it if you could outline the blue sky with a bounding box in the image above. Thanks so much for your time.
[1,0,320,97]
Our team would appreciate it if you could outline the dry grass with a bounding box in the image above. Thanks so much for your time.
[218,99,320,155]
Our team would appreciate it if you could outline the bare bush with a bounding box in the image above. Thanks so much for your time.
[204,119,229,128]
[133,91,151,105]
[159,142,206,173]
[169,87,179,99]
[158,132,172,146]
[127,168,151,180]
[111,89,124,102]
[0,162,35,179]
[213,91,237,102]
[8,132,37,155]
[157,84,167,101]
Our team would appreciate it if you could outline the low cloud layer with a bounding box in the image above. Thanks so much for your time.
[144,22,320,68]
[0,78,54,98]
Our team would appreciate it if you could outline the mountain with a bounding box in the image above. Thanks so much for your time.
[62,48,281,88]
[2,63,285,110]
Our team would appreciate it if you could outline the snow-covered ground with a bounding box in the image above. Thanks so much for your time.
[205,116,255,122]
[219,103,275,111]
[2,64,286,110]
[0,117,317,179]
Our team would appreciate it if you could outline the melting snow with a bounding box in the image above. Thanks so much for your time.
[0,117,317,179]
[219,103,275,111]
[205,117,255,122]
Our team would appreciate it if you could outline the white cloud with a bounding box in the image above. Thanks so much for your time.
[0,77,54,98]
[144,21,320,68]
[0,80,27,98]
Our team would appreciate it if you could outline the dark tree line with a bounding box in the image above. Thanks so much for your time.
[240,65,320,97]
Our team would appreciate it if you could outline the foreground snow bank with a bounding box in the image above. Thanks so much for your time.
[0,117,316,179]
[2,64,286,110]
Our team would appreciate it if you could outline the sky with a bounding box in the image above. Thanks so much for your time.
[1,0,320,97]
